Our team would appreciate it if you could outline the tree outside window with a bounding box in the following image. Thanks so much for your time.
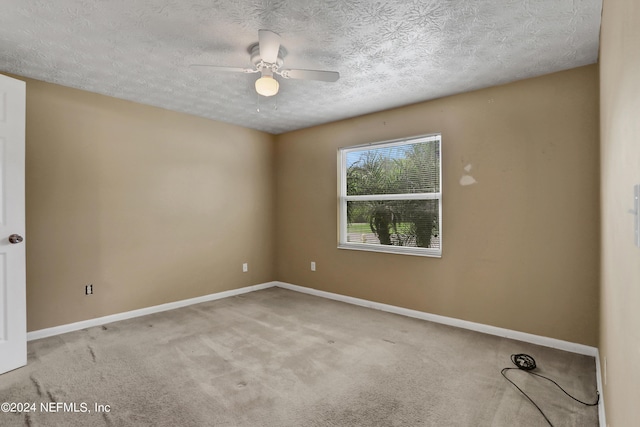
[338,134,442,257]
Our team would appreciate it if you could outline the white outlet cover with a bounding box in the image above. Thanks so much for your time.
[242,263,248,272]
[635,185,639,248]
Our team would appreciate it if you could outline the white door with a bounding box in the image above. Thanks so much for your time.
[0,73,26,375]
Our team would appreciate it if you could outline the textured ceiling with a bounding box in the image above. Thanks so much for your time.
[0,0,602,134]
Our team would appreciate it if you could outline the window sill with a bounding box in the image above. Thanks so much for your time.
[338,243,442,258]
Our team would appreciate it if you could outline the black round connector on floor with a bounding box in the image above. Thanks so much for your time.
[511,353,536,371]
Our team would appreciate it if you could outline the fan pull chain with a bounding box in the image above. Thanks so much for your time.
[256,92,279,113]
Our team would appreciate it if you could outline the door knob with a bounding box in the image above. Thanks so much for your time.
[8,234,23,244]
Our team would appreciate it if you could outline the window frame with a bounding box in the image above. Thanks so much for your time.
[338,133,442,257]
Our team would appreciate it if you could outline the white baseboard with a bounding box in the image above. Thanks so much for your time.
[26,281,276,341]
[30,279,599,356]
[26,279,605,427]
[594,349,607,426]
[275,281,598,356]
[275,281,605,427]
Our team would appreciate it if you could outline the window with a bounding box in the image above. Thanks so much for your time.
[338,134,442,257]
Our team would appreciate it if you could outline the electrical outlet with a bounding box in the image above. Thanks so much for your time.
[634,185,639,248]
[311,261,316,271]
[85,284,93,295]
[242,263,248,273]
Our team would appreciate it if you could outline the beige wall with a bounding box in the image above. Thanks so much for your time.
[600,0,640,424]
[17,64,601,349]
[276,65,600,346]
[22,77,276,331]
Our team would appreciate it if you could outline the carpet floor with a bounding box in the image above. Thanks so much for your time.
[0,287,599,426]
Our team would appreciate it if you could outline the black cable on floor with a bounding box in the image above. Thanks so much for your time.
[501,354,599,427]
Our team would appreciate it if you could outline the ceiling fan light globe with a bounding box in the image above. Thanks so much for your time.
[255,76,279,97]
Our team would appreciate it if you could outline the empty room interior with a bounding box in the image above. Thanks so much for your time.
[0,0,638,426]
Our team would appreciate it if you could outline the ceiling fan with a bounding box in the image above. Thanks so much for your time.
[191,30,340,97]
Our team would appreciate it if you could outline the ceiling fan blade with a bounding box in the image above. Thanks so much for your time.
[278,69,340,82]
[189,65,258,73]
[258,30,281,64]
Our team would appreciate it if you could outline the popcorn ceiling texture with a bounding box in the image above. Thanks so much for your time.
[0,0,602,134]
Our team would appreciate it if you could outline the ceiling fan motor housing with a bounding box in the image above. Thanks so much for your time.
[250,43,285,71]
